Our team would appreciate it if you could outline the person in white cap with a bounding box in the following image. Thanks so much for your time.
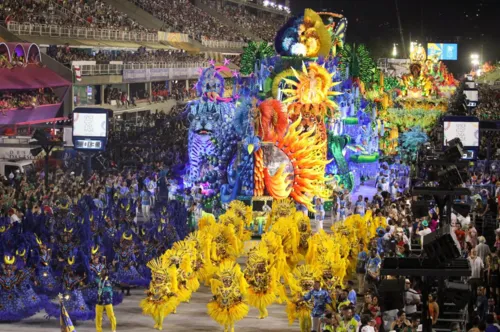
[404,279,420,315]
[476,236,491,263]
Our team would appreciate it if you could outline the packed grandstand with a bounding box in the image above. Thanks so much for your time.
[0,0,286,119]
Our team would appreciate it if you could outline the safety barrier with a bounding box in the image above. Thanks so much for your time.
[78,62,207,76]
[201,39,246,49]
[7,22,159,43]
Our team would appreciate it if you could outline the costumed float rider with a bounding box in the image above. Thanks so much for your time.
[314,197,325,233]
[95,268,117,332]
[254,201,271,236]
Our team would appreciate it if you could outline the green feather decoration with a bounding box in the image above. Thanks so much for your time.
[240,41,275,75]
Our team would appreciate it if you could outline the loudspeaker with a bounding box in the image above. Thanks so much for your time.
[453,203,471,218]
[423,224,461,265]
[445,280,470,308]
[379,277,405,311]
[411,201,429,218]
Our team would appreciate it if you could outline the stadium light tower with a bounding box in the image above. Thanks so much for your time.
[470,53,480,66]
[392,43,398,57]
[410,41,417,54]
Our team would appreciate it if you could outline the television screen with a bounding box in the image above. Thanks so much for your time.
[427,43,458,60]
[73,112,107,137]
[443,121,479,147]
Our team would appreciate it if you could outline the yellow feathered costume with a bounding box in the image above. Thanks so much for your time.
[140,256,180,330]
[244,244,286,319]
[285,265,316,332]
[207,261,249,332]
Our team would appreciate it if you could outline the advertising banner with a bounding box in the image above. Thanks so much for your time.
[123,67,199,82]
[427,43,458,60]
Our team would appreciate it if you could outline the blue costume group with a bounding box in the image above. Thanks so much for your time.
[0,186,187,323]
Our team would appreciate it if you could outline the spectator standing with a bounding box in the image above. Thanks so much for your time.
[428,293,439,326]
[477,236,492,263]
[404,279,421,315]
[417,220,432,245]
[365,248,381,294]
[339,306,358,332]
[346,280,357,306]
[356,242,368,295]
[140,188,151,221]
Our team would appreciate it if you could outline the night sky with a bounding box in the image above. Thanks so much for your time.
[289,0,499,74]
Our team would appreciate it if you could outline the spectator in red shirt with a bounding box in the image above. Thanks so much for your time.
[455,223,466,249]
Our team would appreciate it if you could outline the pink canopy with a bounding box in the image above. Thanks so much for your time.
[0,66,71,90]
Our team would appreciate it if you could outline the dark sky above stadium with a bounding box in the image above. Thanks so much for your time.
[290,0,498,72]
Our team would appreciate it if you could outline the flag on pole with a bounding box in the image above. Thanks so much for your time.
[59,294,76,332]
[74,65,82,82]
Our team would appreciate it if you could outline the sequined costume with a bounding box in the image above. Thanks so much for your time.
[0,255,29,322]
[243,244,285,319]
[113,233,148,288]
[207,261,249,332]
[47,259,95,321]
[285,265,315,332]
[162,246,195,304]
[140,257,179,331]
[34,238,59,297]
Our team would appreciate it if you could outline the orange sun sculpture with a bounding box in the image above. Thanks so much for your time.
[263,113,330,212]
[281,62,342,119]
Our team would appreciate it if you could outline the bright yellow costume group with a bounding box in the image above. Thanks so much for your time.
[141,199,386,331]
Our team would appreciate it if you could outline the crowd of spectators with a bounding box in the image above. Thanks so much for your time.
[212,1,286,42]
[0,88,59,114]
[1,0,285,44]
[325,161,500,331]
[47,45,206,67]
[108,105,188,170]
[0,0,151,32]
[132,0,247,42]
[0,52,43,69]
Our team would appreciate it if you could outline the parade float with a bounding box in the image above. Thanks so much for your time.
[375,45,459,156]
[183,9,385,221]
[182,9,460,224]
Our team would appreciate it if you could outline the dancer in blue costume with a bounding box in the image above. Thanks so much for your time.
[47,255,95,321]
[0,254,27,322]
[15,243,53,317]
[113,232,148,296]
[34,236,60,297]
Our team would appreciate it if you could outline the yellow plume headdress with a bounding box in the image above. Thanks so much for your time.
[3,255,15,265]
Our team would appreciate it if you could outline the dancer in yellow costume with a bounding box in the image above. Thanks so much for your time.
[185,231,214,287]
[227,200,253,232]
[295,212,312,257]
[243,244,285,319]
[172,240,201,295]
[207,261,249,332]
[285,265,315,332]
[269,216,301,268]
[264,198,296,231]
[219,211,248,247]
[162,249,194,304]
[140,257,179,331]
[203,222,242,267]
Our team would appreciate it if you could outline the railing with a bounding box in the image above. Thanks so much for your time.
[201,39,246,49]
[7,22,159,43]
[78,62,208,76]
